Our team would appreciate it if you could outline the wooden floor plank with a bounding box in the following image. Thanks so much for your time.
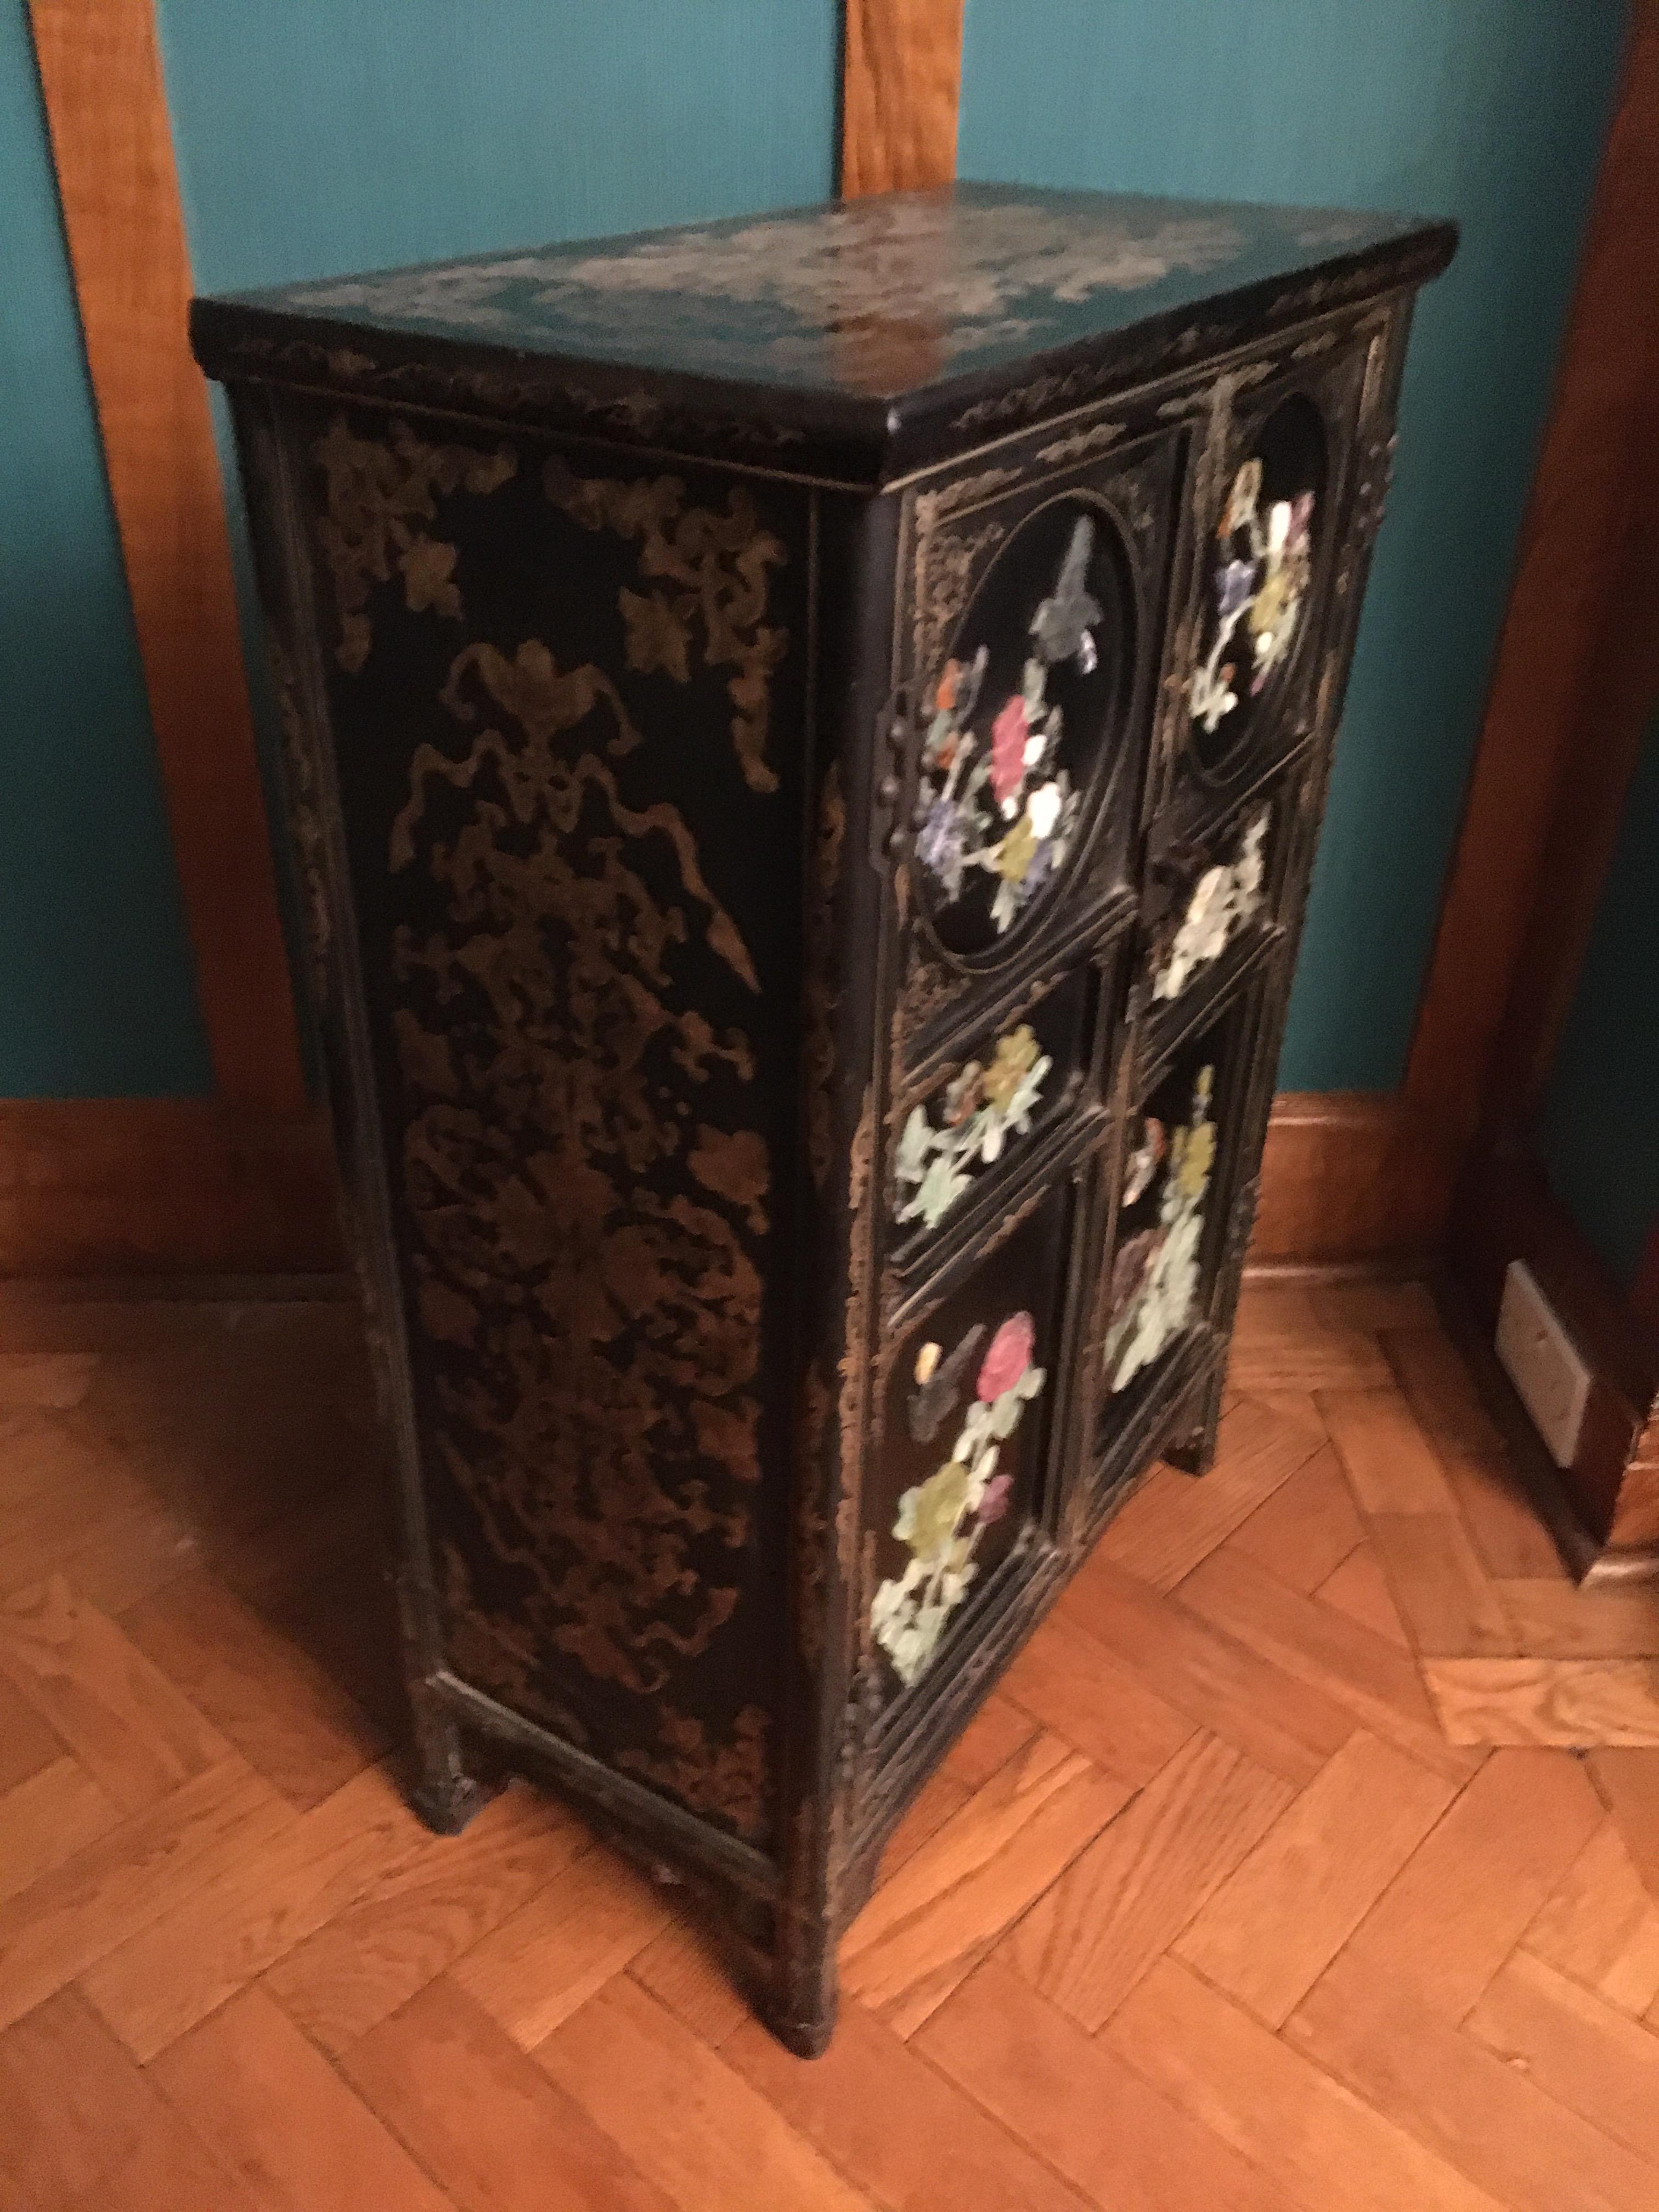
[1441,1449,1572,1580]
[841,1731,1129,2038]
[1227,1288,1393,1393]
[1098,1395,1325,1590]
[1498,1578,1659,1657]
[1175,1730,1456,2025]
[1179,1547,1482,1781]
[873,1764,972,1884]
[78,1762,431,2060]
[1466,1950,1659,2168]
[1222,1442,1364,1592]
[1320,1388,1460,1515]
[262,1781,586,2056]
[1058,1550,1355,1787]
[0,1420,166,1595]
[0,1757,119,1908]
[1323,1745,1603,2017]
[149,1983,454,2211]
[936,1690,1037,1788]
[627,1913,752,2050]
[1006,1731,1291,2031]
[0,1352,99,1410]
[1290,1956,1659,2212]
[0,1674,63,1797]
[123,1567,384,1810]
[341,1974,678,2212]
[1314,1542,1412,1649]
[0,1575,230,1814]
[1426,1658,1659,1746]
[1107,1957,1505,2212]
[1002,1609,1197,1786]
[0,1760,288,2034]
[1592,1747,1659,1904]
[7,1276,1653,2212]
[0,1986,259,2212]
[48,1497,203,1617]
[916,1956,1286,2212]
[450,1837,670,2050]
[1523,1818,1659,2016]
[1308,1280,1441,1335]
[727,1989,1098,2212]
[538,1976,871,2212]
[1368,1513,1516,1657]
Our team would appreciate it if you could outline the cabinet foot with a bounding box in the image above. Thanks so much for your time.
[769,1933,839,2057]
[408,1692,494,1836]
[1165,1368,1225,1475]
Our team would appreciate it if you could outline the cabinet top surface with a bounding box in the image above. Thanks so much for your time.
[193,183,1454,482]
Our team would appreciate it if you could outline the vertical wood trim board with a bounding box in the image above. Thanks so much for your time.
[1404,4,1659,1159]
[839,0,964,196]
[27,0,308,1115]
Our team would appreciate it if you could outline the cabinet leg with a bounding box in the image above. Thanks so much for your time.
[1165,1366,1225,1476]
[769,1920,840,2057]
[407,1683,493,1836]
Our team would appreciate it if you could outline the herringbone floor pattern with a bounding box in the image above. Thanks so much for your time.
[2,1277,1658,2210]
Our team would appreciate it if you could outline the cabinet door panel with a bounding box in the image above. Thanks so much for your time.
[888,958,1103,1262]
[865,1179,1076,1702]
[1096,985,1258,1460]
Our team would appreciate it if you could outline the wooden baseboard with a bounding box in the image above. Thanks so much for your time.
[1250,1090,1455,1268]
[4,1086,1438,1280]
[0,1099,342,1277]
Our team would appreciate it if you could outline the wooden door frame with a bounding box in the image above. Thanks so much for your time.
[16,0,338,1274]
[1424,5,1659,1575]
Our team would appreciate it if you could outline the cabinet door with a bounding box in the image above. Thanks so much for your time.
[1090,976,1267,1505]
[1157,330,1373,841]
[862,1166,1089,1711]
[891,435,1178,1064]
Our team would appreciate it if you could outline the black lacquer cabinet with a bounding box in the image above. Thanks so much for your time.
[193,184,1454,2052]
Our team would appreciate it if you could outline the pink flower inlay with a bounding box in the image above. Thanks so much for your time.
[989,694,1030,810]
[977,1310,1035,1402]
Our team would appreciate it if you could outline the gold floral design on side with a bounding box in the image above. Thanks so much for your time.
[266,634,330,998]
[313,416,517,673]
[617,1703,770,1840]
[391,628,773,1835]
[544,455,788,793]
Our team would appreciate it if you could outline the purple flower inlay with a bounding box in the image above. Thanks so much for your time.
[975,1472,1014,1526]
[916,794,966,895]
[1216,558,1254,624]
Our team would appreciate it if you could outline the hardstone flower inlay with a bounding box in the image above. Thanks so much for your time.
[1190,456,1316,742]
[1103,1063,1218,1393]
[872,1312,1046,1688]
[1152,805,1270,1001]
[912,517,1102,938]
[893,1022,1053,1234]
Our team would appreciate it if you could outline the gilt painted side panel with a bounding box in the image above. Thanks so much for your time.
[290,404,811,1846]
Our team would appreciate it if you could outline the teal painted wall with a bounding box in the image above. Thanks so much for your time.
[153,0,839,1080]
[0,0,212,1097]
[1537,703,1659,1288]
[156,1,840,296]
[959,0,1628,1090]
[1,1,838,1104]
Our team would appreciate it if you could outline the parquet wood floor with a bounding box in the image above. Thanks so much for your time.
[2,1279,1658,2210]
